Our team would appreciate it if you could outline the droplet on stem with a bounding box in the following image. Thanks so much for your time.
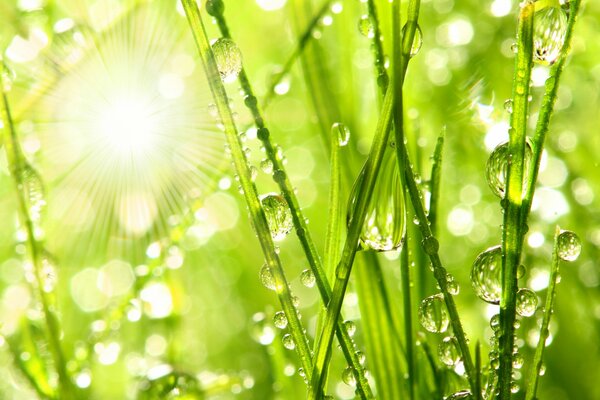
[211,38,243,83]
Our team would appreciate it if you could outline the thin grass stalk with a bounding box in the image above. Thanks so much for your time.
[421,341,444,399]
[1,62,74,400]
[181,0,313,380]
[524,227,561,400]
[400,235,416,400]
[309,85,395,400]
[498,4,534,398]
[207,5,373,396]
[365,0,388,90]
[429,131,445,236]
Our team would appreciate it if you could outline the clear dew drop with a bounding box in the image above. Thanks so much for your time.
[438,336,461,367]
[300,269,316,288]
[512,352,524,369]
[533,6,568,66]
[211,38,243,83]
[418,294,449,333]
[259,264,277,291]
[355,350,366,365]
[422,236,439,256]
[347,147,406,252]
[490,314,500,332]
[21,164,47,226]
[556,230,581,261]
[282,333,295,350]
[444,390,472,400]
[401,23,423,57]
[344,320,356,337]
[260,159,274,174]
[504,99,513,113]
[332,122,350,146]
[273,311,288,329]
[485,139,533,198]
[342,366,356,387]
[516,288,538,317]
[446,273,460,295]
[471,245,503,304]
[138,368,203,399]
[260,193,293,241]
[358,14,375,38]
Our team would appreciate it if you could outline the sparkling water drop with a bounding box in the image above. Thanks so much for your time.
[422,236,439,255]
[533,6,568,66]
[273,311,288,329]
[471,245,502,304]
[260,159,274,174]
[556,230,581,261]
[358,15,375,38]
[259,264,277,291]
[438,336,461,366]
[138,367,203,399]
[444,390,472,400]
[260,193,293,241]
[419,294,449,333]
[446,273,460,295]
[504,99,513,113]
[486,139,533,198]
[332,122,350,146]
[21,164,47,226]
[347,147,406,251]
[512,352,524,369]
[211,38,242,83]
[402,23,423,57]
[342,366,356,386]
[490,314,500,332]
[355,351,366,365]
[282,333,295,350]
[300,269,315,288]
[344,320,356,337]
[516,288,538,317]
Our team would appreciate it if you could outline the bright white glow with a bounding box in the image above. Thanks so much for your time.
[140,282,173,319]
[531,66,550,87]
[485,121,509,150]
[256,0,287,11]
[94,96,157,156]
[527,231,545,248]
[447,206,474,236]
[491,0,512,17]
[437,18,474,46]
[94,341,121,365]
[531,188,569,222]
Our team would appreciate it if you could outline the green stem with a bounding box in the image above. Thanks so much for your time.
[524,227,561,400]
[429,130,445,237]
[1,62,74,400]
[209,5,372,397]
[498,3,534,399]
[181,0,313,380]
[401,236,416,400]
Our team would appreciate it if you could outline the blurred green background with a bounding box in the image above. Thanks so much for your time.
[0,0,599,398]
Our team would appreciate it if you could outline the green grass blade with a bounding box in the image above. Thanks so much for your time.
[181,0,313,380]
[429,130,445,236]
[498,4,534,398]
[524,226,562,400]
[401,235,416,400]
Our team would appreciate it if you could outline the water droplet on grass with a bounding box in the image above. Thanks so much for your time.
[419,294,449,333]
[504,99,513,113]
[348,148,406,251]
[211,38,242,83]
[332,122,350,146]
[342,366,356,386]
[282,333,295,350]
[358,15,375,38]
[259,264,276,291]
[471,245,502,304]
[402,23,423,57]
[444,390,472,400]
[260,159,274,174]
[344,320,356,337]
[446,273,460,295]
[486,139,533,198]
[260,193,293,241]
[533,6,568,66]
[21,164,47,226]
[516,288,538,317]
[438,336,461,366]
[557,230,581,261]
[273,311,288,329]
[300,269,315,288]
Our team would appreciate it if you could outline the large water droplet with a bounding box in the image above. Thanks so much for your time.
[211,38,242,83]
[342,366,356,386]
[418,294,449,333]
[259,264,277,291]
[533,6,568,66]
[446,273,460,295]
[300,269,315,288]
[273,311,288,329]
[21,164,47,226]
[402,23,423,57]
[332,122,350,146]
[282,333,295,350]
[444,390,472,400]
[358,15,375,38]
[471,245,502,304]
[260,193,293,241]
[347,147,406,252]
[485,139,533,198]
[516,288,538,317]
[438,336,461,366]
[557,230,581,261]
[260,159,274,174]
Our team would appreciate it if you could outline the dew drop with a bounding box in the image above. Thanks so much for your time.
[471,245,502,304]
[418,294,449,333]
[438,336,461,366]
[260,159,274,174]
[282,333,295,350]
[21,164,47,226]
[556,230,581,261]
[516,288,538,317]
[300,269,315,288]
[344,320,356,337]
[485,139,533,198]
[504,99,513,113]
[260,193,293,241]
[358,15,375,38]
[446,273,460,295]
[422,236,439,256]
[273,311,288,329]
[342,366,356,386]
[402,23,423,57]
[444,390,472,400]
[490,314,500,332]
[332,122,350,147]
[211,38,242,83]
[347,148,406,251]
[533,6,568,66]
[355,351,366,365]
[138,367,203,399]
[259,264,277,291]
[512,352,524,369]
